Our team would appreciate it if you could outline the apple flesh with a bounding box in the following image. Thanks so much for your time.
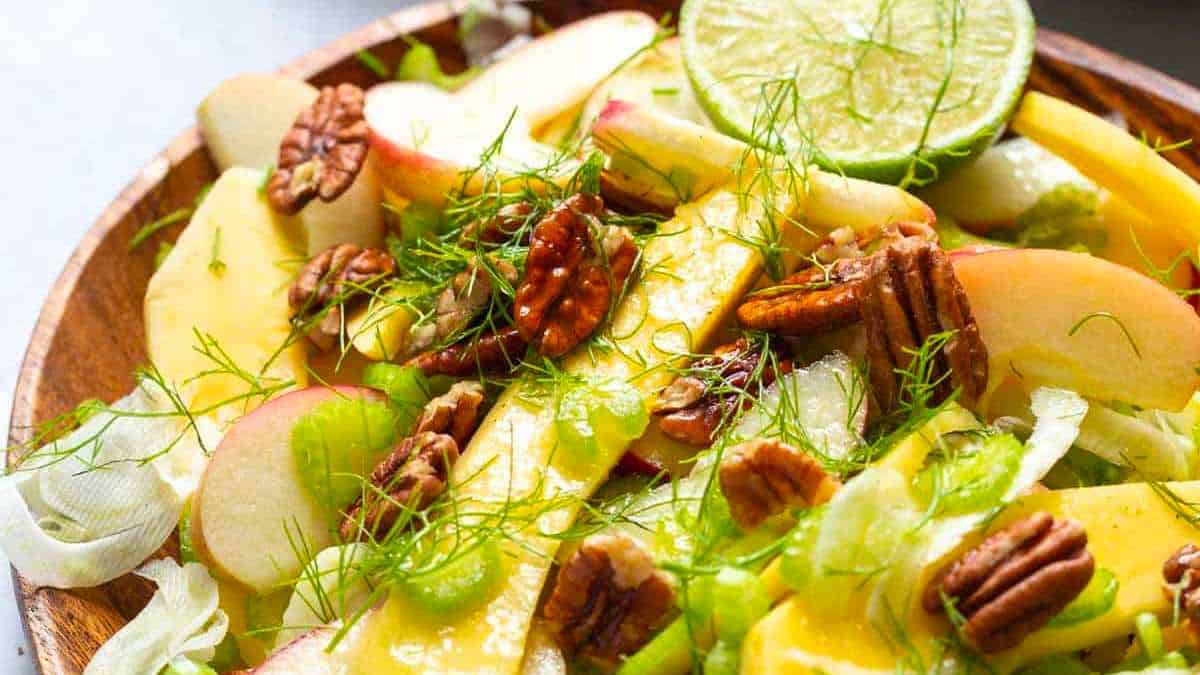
[366,12,658,206]
[366,82,566,206]
[952,248,1200,412]
[591,100,935,229]
[197,74,384,254]
[252,627,337,674]
[458,10,659,134]
[573,37,712,145]
[193,385,384,594]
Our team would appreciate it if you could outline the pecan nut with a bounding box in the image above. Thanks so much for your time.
[735,256,872,335]
[340,432,459,541]
[408,325,528,377]
[1163,544,1200,620]
[515,194,639,357]
[543,534,675,667]
[268,84,370,215]
[738,232,987,414]
[653,339,793,447]
[433,257,519,343]
[459,202,534,247]
[289,244,397,349]
[924,512,1095,653]
[719,438,840,531]
[413,381,486,447]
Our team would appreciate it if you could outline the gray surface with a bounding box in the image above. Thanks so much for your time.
[0,1,1194,673]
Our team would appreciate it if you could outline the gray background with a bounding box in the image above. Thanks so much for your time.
[0,1,1193,672]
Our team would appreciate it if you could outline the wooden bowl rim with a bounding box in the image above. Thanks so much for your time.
[10,0,1200,670]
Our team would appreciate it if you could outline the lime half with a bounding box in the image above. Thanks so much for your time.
[679,0,1035,185]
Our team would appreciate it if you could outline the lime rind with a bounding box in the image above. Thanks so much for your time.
[679,0,1036,185]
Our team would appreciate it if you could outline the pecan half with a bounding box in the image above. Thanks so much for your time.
[515,194,639,357]
[739,233,987,414]
[413,381,486,446]
[340,432,459,541]
[431,257,519,343]
[543,534,675,667]
[268,84,369,215]
[924,512,1094,653]
[289,244,398,349]
[719,438,840,531]
[1163,544,1200,620]
[459,202,534,247]
[653,339,793,447]
[408,325,528,377]
[735,256,872,335]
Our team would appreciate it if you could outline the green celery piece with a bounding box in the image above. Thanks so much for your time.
[703,640,740,675]
[290,397,401,511]
[361,362,432,433]
[710,567,770,643]
[555,376,650,467]
[912,432,1024,515]
[401,541,502,614]
[178,501,198,564]
[615,619,699,675]
[396,41,479,91]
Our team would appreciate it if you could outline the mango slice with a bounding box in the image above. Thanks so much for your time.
[341,182,810,675]
[742,481,1200,674]
[1011,92,1200,253]
[144,168,307,412]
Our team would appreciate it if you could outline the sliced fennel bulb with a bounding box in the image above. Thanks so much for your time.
[870,388,1087,625]
[85,558,227,675]
[612,352,863,558]
[275,543,372,650]
[0,382,220,587]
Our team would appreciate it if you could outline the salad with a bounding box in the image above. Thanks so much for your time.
[9,0,1200,673]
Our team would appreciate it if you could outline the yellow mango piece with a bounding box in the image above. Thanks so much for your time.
[341,183,808,675]
[1011,92,1200,252]
[144,168,307,412]
[742,480,1200,674]
[345,284,423,362]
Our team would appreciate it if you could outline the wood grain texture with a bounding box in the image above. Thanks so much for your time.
[8,1,1200,671]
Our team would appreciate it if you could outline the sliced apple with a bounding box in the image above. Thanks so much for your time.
[193,385,383,594]
[252,626,337,674]
[1012,92,1200,253]
[297,163,386,256]
[592,100,934,228]
[145,168,307,412]
[366,82,568,206]
[574,37,712,144]
[198,74,318,172]
[743,480,1200,674]
[367,12,656,207]
[953,248,1200,412]
[458,11,659,134]
[197,74,384,254]
[345,282,426,361]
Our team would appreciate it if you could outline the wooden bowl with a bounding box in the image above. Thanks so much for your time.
[10,1,1200,672]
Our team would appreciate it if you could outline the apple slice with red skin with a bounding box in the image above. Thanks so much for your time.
[193,385,384,595]
[952,248,1200,412]
[365,82,566,206]
[251,626,337,674]
[591,99,935,229]
[457,10,658,133]
[365,12,659,207]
